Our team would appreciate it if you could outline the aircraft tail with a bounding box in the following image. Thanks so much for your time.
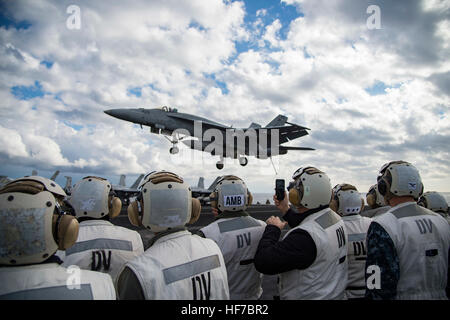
[207,176,222,191]
[50,170,60,181]
[266,115,288,127]
[130,174,144,189]
[280,146,315,152]
[119,174,126,187]
[197,177,205,189]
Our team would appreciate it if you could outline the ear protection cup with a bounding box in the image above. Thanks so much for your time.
[366,193,376,207]
[52,214,79,250]
[189,198,201,224]
[329,198,339,213]
[109,196,122,219]
[377,178,388,196]
[247,192,253,206]
[209,192,218,209]
[288,188,301,207]
[127,200,142,227]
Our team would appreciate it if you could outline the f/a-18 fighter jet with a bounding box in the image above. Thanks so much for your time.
[104,106,314,170]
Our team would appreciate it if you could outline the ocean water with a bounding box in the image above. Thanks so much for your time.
[253,192,450,205]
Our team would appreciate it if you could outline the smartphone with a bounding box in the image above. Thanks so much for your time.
[275,179,285,201]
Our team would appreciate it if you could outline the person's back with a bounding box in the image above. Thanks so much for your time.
[125,229,229,299]
[62,219,144,282]
[329,183,372,299]
[117,171,229,300]
[255,166,348,300]
[199,175,266,300]
[59,176,144,283]
[0,176,116,300]
[366,161,450,300]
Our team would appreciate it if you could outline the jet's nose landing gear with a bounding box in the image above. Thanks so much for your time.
[239,157,248,167]
[216,156,224,170]
[216,161,224,170]
[169,146,179,154]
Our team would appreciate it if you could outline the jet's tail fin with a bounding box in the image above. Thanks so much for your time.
[50,170,60,181]
[207,176,222,191]
[130,174,144,189]
[119,174,126,187]
[266,115,288,127]
[197,177,205,189]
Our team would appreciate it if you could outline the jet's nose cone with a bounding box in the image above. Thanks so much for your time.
[104,108,129,120]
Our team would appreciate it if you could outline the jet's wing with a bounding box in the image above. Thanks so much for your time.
[257,124,310,144]
[166,112,230,130]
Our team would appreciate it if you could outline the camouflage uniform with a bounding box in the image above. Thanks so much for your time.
[365,221,400,299]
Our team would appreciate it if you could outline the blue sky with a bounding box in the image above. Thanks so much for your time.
[0,0,449,193]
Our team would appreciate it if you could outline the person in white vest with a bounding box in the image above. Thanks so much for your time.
[254,166,348,300]
[365,161,450,300]
[360,184,390,218]
[0,176,116,300]
[418,191,450,224]
[117,171,229,300]
[330,183,372,299]
[198,175,266,300]
[58,176,144,285]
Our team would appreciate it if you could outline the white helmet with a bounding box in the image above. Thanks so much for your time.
[209,175,253,213]
[366,184,386,208]
[330,183,364,216]
[68,176,122,220]
[418,191,448,215]
[377,160,423,201]
[0,176,79,265]
[127,171,201,232]
[288,167,332,209]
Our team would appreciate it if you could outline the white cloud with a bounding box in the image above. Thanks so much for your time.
[0,0,449,193]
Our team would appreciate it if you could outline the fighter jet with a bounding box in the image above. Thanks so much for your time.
[191,176,221,204]
[112,174,145,205]
[104,106,314,169]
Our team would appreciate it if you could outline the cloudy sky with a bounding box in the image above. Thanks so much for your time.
[0,0,449,193]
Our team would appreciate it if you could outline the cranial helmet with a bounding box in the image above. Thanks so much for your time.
[0,176,79,265]
[377,161,423,202]
[330,183,364,216]
[68,176,122,220]
[288,167,332,209]
[209,175,253,212]
[127,171,201,232]
[366,184,386,208]
[418,191,448,215]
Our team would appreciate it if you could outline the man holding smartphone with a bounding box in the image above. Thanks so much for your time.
[254,167,348,300]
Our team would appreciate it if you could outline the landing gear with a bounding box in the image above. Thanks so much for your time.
[216,155,224,170]
[164,133,184,155]
[239,157,248,167]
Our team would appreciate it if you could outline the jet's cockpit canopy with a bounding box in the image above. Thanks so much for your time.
[161,106,178,113]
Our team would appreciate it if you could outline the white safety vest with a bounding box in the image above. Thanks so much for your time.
[0,263,116,300]
[374,202,450,300]
[125,230,230,300]
[59,220,144,284]
[342,214,372,299]
[200,215,266,300]
[279,208,348,300]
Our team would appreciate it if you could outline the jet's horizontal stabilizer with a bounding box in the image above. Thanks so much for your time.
[280,146,315,151]
[266,115,288,127]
